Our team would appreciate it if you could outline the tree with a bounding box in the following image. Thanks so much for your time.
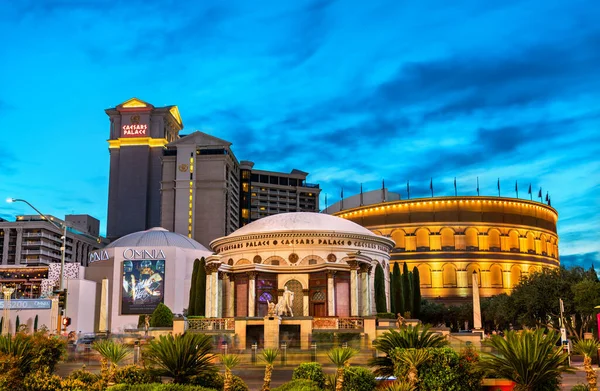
[587,264,599,282]
[195,257,206,316]
[393,263,404,316]
[145,333,216,384]
[15,316,20,333]
[327,347,358,391]
[480,329,572,391]
[150,303,174,327]
[221,354,241,391]
[572,279,600,337]
[411,267,421,319]
[375,264,387,313]
[389,272,396,314]
[260,349,278,391]
[481,293,517,331]
[574,339,599,391]
[402,263,411,317]
[188,258,200,316]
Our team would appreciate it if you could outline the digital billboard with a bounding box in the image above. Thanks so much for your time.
[121,259,165,314]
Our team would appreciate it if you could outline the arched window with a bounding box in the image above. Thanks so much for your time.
[510,265,522,287]
[418,264,432,287]
[258,292,273,302]
[442,264,457,287]
[312,291,325,301]
[508,231,520,252]
[526,232,535,254]
[440,228,455,250]
[490,264,503,288]
[391,230,406,250]
[465,228,478,250]
[285,279,304,317]
[416,229,430,251]
[488,229,501,251]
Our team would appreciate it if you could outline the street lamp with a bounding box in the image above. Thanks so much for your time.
[6,198,67,291]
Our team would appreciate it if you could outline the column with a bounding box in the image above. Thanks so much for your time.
[218,272,224,317]
[347,260,359,316]
[366,265,373,315]
[2,229,9,265]
[384,261,390,312]
[359,265,369,316]
[212,270,219,318]
[326,271,336,316]
[205,268,213,318]
[303,289,309,316]
[228,275,235,317]
[247,271,257,317]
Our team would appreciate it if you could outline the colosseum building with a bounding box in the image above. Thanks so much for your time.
[333,195,559,303]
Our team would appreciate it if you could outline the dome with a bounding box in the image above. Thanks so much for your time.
[107,227,210,251]
[228,212,377,238]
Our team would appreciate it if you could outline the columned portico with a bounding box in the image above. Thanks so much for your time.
[247,271,257,317]
[327,270,336,316]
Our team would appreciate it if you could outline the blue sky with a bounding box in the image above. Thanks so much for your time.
[0,0,598,268]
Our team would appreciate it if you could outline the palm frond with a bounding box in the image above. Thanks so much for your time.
[574,339,600,358]
[260,348,279,364]
[92,339,131,365]
[327,347,358,368]
[221,353,241,370]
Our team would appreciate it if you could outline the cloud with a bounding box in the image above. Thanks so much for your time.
[560,252,600,269]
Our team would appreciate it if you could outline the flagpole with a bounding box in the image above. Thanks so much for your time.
[340,187,344,211]
[407,180,410,200]
[454,177,457,197]
[430,177,433,198]
[476,177,480,196]
[497,178,500,197]
[515,181,519,199]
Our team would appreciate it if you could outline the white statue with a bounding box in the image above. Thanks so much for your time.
[277,286,294,317]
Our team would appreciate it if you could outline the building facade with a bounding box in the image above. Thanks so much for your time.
[0,215,105,267]
[203,212,394,348]
[240,161,321,225]
[105,98,183,241]
[332,196,559,302]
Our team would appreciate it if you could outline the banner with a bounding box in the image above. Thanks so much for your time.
[0,299,52,310]
[121,259,165,314]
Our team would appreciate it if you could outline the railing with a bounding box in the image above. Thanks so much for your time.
[188,318,235,331]
[313,317,364,330]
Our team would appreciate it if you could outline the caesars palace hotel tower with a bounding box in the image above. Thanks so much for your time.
[105,98,183,241]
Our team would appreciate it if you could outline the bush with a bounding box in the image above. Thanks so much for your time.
[571,385,590,391]
[67,367,101,385]
[272,379,320,391]
[292,362,326,389]
[392,347,482,391]
[114,365,156,384]
[377,313,396,319]
[150,303,174,327]
[60,377,89,391]
[342,366,376,391]
[190,371,224,389]
[107,384,217,391]
[0,353,23,390]
[29,331,68,372]
[23,367,62,391]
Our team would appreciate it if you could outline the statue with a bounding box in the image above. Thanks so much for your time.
[144,314,150,336]
[277,286,294,317]
[396,313,406,328]
[267,300,276,317]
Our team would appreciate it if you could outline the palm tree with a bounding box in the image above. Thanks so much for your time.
[381,382,416,391]
[480,329,573,391]
[370,324,447,376]
[221,354,241,391]
[0,334,34,374]
[391,348,430,386]
[143,333,215,384]
[93,339,132,383]
[260,349,279,391]
[574,339,599,391]
[327,347,358,391]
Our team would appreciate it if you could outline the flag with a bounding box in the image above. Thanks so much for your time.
[454,177,457,196]
[476,177,480,196]
[497,178,500,196]
[382,179,386,202]
[548,197,552,207]
[538,188,542,199]
[545,191,549,202]
[515,181,518,198]
[430,177,433,197]
[407,180,410,199]
[340,187,344,210]
[528,184,532,194]
[360,183,364,206]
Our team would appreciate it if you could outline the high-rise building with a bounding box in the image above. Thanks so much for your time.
[161,131,241,248]
[0,215,106,267]
[105,98,183,241]
[240,161,321,224]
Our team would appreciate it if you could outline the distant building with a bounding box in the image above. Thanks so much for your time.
[105,98,183,241]
[0,215,106,267]
[322,188,399,214]
[240,161,320,225]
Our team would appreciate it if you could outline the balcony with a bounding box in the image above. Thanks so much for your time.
[312,317,364,330]
[188,318,235,331]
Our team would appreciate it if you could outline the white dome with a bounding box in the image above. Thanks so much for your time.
[228,212,376,237]
[107,227,210,251]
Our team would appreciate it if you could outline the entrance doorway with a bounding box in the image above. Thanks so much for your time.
[246,325,264,349]
[280,325,300,348]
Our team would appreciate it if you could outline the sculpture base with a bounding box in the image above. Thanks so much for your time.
[263,316,281,349]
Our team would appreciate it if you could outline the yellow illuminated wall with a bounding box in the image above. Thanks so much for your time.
[335,196,559,300]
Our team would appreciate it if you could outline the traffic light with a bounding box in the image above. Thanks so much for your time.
[62,317,71,327]
[56,289,67,309]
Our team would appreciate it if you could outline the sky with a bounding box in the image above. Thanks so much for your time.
[0,0,598,268]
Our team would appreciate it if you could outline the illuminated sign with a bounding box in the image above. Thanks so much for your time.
[123,249,166,260]
[121,115,148,138]
[0,300,52,310]
[121,260,165,314]
[89,250,110,263]
[216,238,389,253]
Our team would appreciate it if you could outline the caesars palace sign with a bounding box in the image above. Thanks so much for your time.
[89,248,166,263]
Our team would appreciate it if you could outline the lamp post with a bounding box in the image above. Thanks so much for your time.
[2,285,15,335]
[6,198,67,291]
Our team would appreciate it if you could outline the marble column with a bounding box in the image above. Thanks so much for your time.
[247,271,257,317]
[369,264,376,315]
[212,270,219,318]
[348,260,359,316]
[359,265,369,316]
[205,269,213,318]
[218,272,224,317]
[327,271,336,316]
[228,275,235,317]
[303,289,309,316]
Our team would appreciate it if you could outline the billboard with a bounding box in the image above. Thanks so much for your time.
[121,259,165,314]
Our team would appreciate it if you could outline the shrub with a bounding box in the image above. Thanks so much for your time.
[392,347,482,391]
[229,375,249,391]
[114,365,156,384]
[93,339,132,366]
[377,313,396,319]
[23,367,62,391]
[107,384,217,391]
[0,334,34,374]
[272,379,320,391]
[29,332,67,372]
[292,362,326,389]
[0,352,23,390]
[67,367,101,385]
[150,303,174,327]
[571,385,590,391]
[190,371,224,389]
[60,377,89,391]
[342,366,376,391]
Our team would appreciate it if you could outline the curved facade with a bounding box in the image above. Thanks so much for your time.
[208,212,395,320]
[334,196,559,301]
